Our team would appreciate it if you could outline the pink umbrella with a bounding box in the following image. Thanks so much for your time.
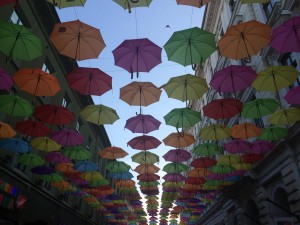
[163,149,192,162]
[127,135,161,150]
[45,152,71,163]
[67,67,112,96]
[251,140,275,154]
[51,128,84,146]
[210,65,257,94]
[0,67,13,90]
[224,139,252,154]
[163,173,186,182]
[284,86,300,105]
[125,114,161,134]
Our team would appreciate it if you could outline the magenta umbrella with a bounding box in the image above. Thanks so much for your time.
[284,86,300,105]
[51,128,84,146]
[210,65,257,94]
[0,67,13,90]
[163,173,186,182]
[251,140,275,154]
[270,16,300,53]
[224,139,252,154]
[163,149,192,162]
[45,151,71,163]
[112,38,162,79]
[137,174,160,182]
[67,67,112,96]
[125,114,161,134]
[127,135,161,150]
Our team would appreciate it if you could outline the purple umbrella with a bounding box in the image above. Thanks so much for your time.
[125,114,161,134]
[284,86,300,105]
[163,173,186,182]
[163,149,192,162]
[224,139,252,154]
[45,151,71,163]
[0,67,13,90]
[210,65,257,94]
[51,128,84,147]
[251,140,275,154]
[127,135,161,150]
[31,165,55,175]
[112,38,162,79]
[270,16,300,53]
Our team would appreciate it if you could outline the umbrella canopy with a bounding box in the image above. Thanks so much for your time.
[0,121,16,138]
[242,98,279,119]
[258,126,288,141]
[270,16,300,53]
[55,163,75,173]
[112,38,162,78]
[241,0,269,3]
[134,164,160,174]
[80,104,119,125]
[176,0,210,8]
[210,65,257,94]
[163,173,186,182]
[0,20,42,61]
[113,0,153,13]
[46,0,87,8]
[231,123,262,139]
[0,138,31,153]
[190,157,217,168]
[40,173,63,183]
[111,172,134,180]
[163,132,195,148]
[106,161,131,173]
[34,104,75,125]
[199,124,231,141]
[18,153,44,167]
[115,180,136,187]
[127,135,161,150]
[137,174,160,182]
[131,151,159,164]
[284,86,300,105]
[75,161,98,172]
[269,107,300,126]
[125,114,161,134]
[187,168,210,177]
[30,137,61,152]
[224,139,252,154]
[163,149,192,163]
[192,143,222,157]
[0,95,33,117]
[31,165,55,175]
[162,74,208,102]
[164,27,217,67]
[51,128,84,147]
[252,140,274,154]
[13,68,61,97]
[218,20,271,61]
[50,20,105,60]
[0,0,18,7]
[67,67,112,96]
[0,67,13,90]
[64,146,91,160]
[16,120,50,137]
[203,98,242,120]
[98,146,128,159]
[164,107,201,129]
[45,152,71,163]
[163,163,189,173]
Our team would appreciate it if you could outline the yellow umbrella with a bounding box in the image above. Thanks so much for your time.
[81,171,104,182]
[199,124,231,141]
[0,121,16,138]
[80,104,119,125]
[269,107,300,126]
[30,137,61,152]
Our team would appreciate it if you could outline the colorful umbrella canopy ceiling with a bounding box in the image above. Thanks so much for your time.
[46,0,87,9]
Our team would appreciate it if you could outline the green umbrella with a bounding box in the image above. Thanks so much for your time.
[241,0,269,3]
[192,143,223,157]
[199,124,231,141]
[162,181,184,188]
[18,153,44,167]
[131,151,159,164]
[164,107,201,130]
[40,173,63,182]
[46,0,87,9]
[90,178,110,187]
[258,126,288,141]
[209,164,235,174]
[80,104,119,125]
[113,0,153,13]
[0,20,42,61]
[0,95,33,117]
[162,74,208,103]
[242,98,279,119]
[64,146,91,160]
[162,162,188,173]
[106,161,131,173]
[138,181,159,187]
[164,27,217,68]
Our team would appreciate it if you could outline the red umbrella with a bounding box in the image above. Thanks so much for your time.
[15,119,50,137]
[185,177,206,185]
[190,157,217,168]
[125,114,161,134]
[34,104,75,125]
[67,67,112,96]
[162,149,192,163]
[242,153,263,164]
[224,139,252,154]
[127,135,161,150]
[137,174,160,182]
[51,128,84,147]
[203,98,243,120]
[0,0,17,7]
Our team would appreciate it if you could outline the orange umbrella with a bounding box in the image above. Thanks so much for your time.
[176,0,210,8]
[231,122,263,139]
[56,163,75,173]
[50,20,106,61]
[98,146,128,159]
[0,121,16,138]
[218,20,271,62]
[163,132,195,148]
[187,168,211,177]
[134,164,160,174]
[115,179,136,187]
[13,68,61,98]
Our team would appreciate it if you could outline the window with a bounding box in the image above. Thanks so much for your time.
[61,94,71,107]
[263,0,278,18]
[76,118,83,132]
[42,63,50,73]
[10,11,23,25]
[229,0,236,13]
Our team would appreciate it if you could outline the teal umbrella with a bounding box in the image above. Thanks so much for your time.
[0,95,33,117]
[0,20,42,61]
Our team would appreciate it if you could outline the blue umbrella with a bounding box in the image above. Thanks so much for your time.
[75,161,98,172]
[110,171,133,180]
[0,138,31,153]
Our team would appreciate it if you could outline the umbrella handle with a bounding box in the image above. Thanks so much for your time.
[192,64,197,70]
[130,0,139,2]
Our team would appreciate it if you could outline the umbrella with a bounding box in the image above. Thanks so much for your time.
[0,138,31,153]
[64,146,91,160]
[16,120,50,137]
[161,74,208,103]
[115,180,136,187]
[241,0,269,3]
[269,107,300,126]
[0,20,42,61]
[75,161,98,172]
[131,151,159,164]
[112,38,161,78]
[203,98,242,120]
[40,173,63,182]
[187,168,210,177]
[284,86,300,105]
[34,104,75,125]
[0,121,16,138]
[98,146,128,159]
[0,0,18,7]
[199,124,231,141]
[192,143,222,157]
[242,153,263,164]
[270,16,300,53]
[134,164,160,174]
[31,165,55,175]
[190,157,217,168]
[81,171,104,182]
[163,173,185,182]
[18,153,44,167]
[209,165,235,174]
[163,132,195,148]
[106,161,131,173]
[164,108,201,130]
[231,123,262,139]
[252,140,274,154]
[13,68,61,98]
[30,137,61,152]
[164,27,217,68]
[80,104,119,125]
[137,174,160,182]
[44,152,71,163]
[46,0,87,9]
[224,139,252,154]
[113,0,153,13]
[217,154,243,165]
[90,178,110,187]
[51,128,84,147]
[0,67,13,90]
[110,172,134,180]
[127,135,161,150]
[163,163,189,173]
[50,20,105,60]
[0,95,33,117]
[258,126,288,141]
[217,20,271,62]
[163,149,192,162]
[125,114,161,134]
[55,163,75,173]
[210,65,257,94]
[67,67,112,96]
[242,98,279,119]
[176,0,210,8]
